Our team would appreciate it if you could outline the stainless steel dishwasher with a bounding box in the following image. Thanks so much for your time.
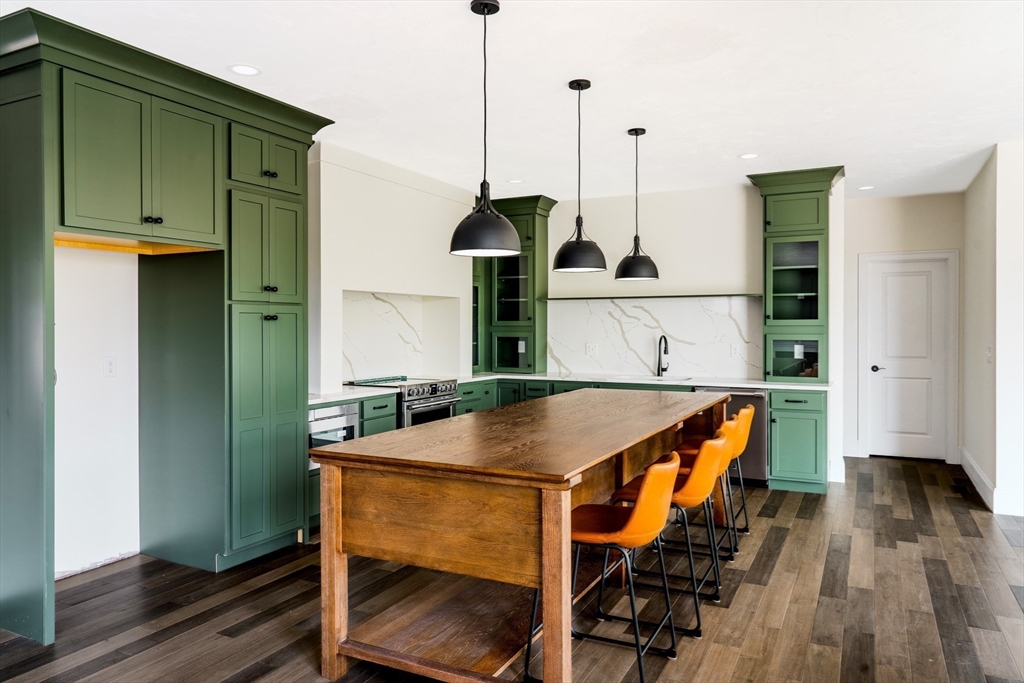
[695,386,768,487]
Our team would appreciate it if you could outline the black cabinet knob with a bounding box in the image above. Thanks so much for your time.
[263,170,279,178]
[263,170,272,177]
[263,314,279,321]
[144,216,154,223]
[527,316,532,321]
[155,217,163,224]
[527,235,532,241]
[771,418,778,423]
[484,390,489,395]
[272,172,279,178]
[264,286,273,292]
[766,371,772,375]
[766,220,772,226]
[527,363,532,368]
[766,315,772,320]
[466,408,474,413]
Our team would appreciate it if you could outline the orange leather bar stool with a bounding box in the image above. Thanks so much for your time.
[611,433,732,638]
[678,405,755,545]
[524,452,681,683]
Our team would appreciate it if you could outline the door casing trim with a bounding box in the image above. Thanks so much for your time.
[857,250,960,462]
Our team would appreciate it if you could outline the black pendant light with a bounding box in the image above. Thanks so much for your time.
[552,79,607,273]
[450,0,520,258]
[615,128,659,281]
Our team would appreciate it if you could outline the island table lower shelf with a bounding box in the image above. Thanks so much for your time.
[311,388,730,682]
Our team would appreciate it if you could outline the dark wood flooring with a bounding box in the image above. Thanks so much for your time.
[1,457,1022,683]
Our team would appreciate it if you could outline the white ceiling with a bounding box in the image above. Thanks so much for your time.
[3,1,1022,199]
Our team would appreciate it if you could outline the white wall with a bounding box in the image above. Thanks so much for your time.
[54,248,139,577]
[843,193,965,459]
[993,140,1024,515]
[547,296,762,378]
[962,152,998,497]
[309,142,476,393]
[546,185,763,299]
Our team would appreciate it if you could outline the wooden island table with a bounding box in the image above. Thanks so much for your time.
[310,388,730,682]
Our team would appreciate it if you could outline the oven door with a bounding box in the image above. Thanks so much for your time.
[402,396,459,428]
[308,415,359,469]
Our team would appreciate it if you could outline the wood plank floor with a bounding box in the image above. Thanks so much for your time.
[2,457,1022,683]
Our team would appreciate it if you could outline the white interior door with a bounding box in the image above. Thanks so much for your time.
[862,257,949,459]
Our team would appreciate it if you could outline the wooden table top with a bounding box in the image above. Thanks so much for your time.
[310,389,729,487]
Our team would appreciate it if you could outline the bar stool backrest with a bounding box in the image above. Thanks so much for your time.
[716,419,740,477]
[615,451,681,548]
[673,431,731,509]
[730,405,756,459]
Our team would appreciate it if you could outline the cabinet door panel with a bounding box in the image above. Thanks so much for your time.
[268,136,305,194]
[62,71,151,235]
[230,191,270,301]
[769,411,825,483]
[231,306,271,549]
[269,308,304,536]
[230,123,269,187]
[361,415,396,436]
[268,199,303,303]
[152,99,223,244]
[496,381,522,406]
[765,192,826,233]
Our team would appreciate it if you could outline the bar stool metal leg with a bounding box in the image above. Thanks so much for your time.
[732,459,751,534]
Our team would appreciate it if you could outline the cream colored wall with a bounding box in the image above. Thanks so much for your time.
[546,185,763,298]
[843,193,965,458]
[993,140,1024,515]
[961,152,997,488]
[308,142,476,393]
[827,179,845,482]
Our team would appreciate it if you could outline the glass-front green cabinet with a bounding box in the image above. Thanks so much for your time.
[493,331,536,372]
[492,250,535,327]
[765,333,826,382]
[765,234,826,327]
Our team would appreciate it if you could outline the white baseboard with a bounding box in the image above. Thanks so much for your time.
[959,447,995,511]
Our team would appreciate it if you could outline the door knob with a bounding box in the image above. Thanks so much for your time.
[871,365,885,372]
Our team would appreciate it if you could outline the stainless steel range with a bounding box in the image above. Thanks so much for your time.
[350,376,460,428]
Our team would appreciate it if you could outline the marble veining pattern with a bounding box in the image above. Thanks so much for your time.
[342,291,423,380]
[547,296,763,379]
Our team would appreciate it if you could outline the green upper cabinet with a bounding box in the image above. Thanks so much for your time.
[764,191,827,234]
[230,304,305,550]
[230,122,305,194]
[765,234,827,327]
[62,70,152,236]
[61,70,224,244]
[151,98,224,244]
[492,250,536,327]
[230,191,303,303]
[508,215,534,247]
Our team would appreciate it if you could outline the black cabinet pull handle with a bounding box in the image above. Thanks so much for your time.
[372,404,386,410]
[144,216,154,223]
[155,217,163,224]
[466,408,474,413]
[463,390,474,395]
[263,315,278,321]
[784,399,808,403]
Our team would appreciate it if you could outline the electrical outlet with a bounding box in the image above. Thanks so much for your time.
[730,344,739,358]
[585,342,598,357]
[103,355,117,378]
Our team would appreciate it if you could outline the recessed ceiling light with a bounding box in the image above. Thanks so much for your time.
[738,153,759,159]
[229,64,261,76]
[507,179,523,184]
[858,185,875,190]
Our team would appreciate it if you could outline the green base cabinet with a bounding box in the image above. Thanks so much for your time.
[768,390,827,493]
[457,381,496,414]
[497,380,524,406]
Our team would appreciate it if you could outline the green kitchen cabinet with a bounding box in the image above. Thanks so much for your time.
[552,381,594,394]
[765,234,827,327]
[492,331,541,373]
[62,70,152,236]
[765,332,827,382]
[230,191,304,304]
[360,414,396,436]
[492,250,537,327]
[458,381,496,409]
[497,380,524,406]
[230,304,305,550]
[768,390,827,492]
[456,399,481,415]
[765,191,827,234]
[62,70,224,244]
[472,259,491,373]
[308,471,321,528]
[523,380,552,399]
[230,122,306,195]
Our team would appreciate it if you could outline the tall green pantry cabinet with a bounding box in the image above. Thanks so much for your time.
[0,9,331,643]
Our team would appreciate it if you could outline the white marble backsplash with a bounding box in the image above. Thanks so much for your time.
[547,296,763,379]
[342,291,423,381]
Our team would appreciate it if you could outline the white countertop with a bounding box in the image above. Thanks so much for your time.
[308,385,399,407]
[459,372,829,392]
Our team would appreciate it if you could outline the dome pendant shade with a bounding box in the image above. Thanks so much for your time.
[450,181,521,257]
[553,217,607,272]
[615,235,659,280]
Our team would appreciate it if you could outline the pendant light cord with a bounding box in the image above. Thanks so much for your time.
[482,11,488,182]
[577,86,582,230]
[634,132,639,238]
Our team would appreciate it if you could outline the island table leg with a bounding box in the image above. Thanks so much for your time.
[321,464,349,681]
[541,488,572,682]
